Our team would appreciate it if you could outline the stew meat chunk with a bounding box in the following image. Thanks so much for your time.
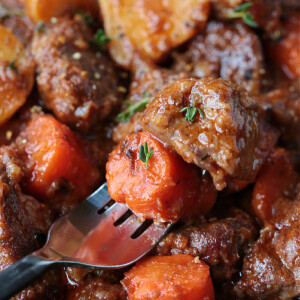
[142,78,260,190]
[172,21,266,95]
[31,17,121,132]
[155,208,257,281]
[0,146,52,271]
[235,196,300,299]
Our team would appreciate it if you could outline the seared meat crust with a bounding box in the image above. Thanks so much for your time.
[155,208,257,281]
[113,58,189,143]
[65,269,126,300]
[0,146,52,271]
[32,17,121,132]
[255,88,300,148]
[235,196,300,299]
[172,21,265,95]
[142,78,260,190]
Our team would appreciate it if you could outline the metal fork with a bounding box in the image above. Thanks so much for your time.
[0,182,172,300]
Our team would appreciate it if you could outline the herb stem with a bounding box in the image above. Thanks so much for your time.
[139,142,153,167]
[117,92,150,123]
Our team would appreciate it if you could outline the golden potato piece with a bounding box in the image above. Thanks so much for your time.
[0,26,23,62]
[99,0,210,68]
[0,26,35,127]
[25,0,99,23]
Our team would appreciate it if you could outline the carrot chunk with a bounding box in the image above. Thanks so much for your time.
[19,115,100,207]
[268,13,300,79]
[106,131,217,222]
[122,254,215,300]
[252,148,298,224]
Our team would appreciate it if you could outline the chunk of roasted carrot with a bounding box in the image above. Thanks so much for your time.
[122,254,215,300]
[252,148,298,224]
[268,13,300,79]
[18,115,100,208]
[106,131,217,222]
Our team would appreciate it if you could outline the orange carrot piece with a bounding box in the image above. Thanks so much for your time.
[122,254,215,300]
[20,115,100,206]
[268,13,300,79]
[106,131,217,222]
[252,148,298,224]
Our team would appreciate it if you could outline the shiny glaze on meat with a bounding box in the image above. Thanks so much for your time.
[143,78,260,190]
[154,208,257,281]
[31,17,121,132]
[173,21,266,95]
[235,196,300,299]
[0,146,52,271]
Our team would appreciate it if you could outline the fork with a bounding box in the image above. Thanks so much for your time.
[0,182,172,300]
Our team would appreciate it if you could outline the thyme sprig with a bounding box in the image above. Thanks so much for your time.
[117,92,150,123]
[35,21,45,34]
[227,3,258,28]
[90,29,111,50]
[139,142,153,167]
[180,106,204,123]
[76,10,98,26]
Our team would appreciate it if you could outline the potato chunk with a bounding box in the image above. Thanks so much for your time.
[0,25,35,128]
[99,0,210,68]
[25,0,99,23]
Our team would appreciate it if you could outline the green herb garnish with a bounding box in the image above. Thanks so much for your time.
[35,21,45,34]
[180,106,204,123]
[8,60,16,71]
[117,92,150,123]
[139,142,153,167]
[90,29,111,50]
[201,154,209,161]
[77,10,98,26]
[227,3,258,28]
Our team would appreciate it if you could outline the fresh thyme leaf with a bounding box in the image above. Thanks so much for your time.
[35,21,45,34]
[77,10,98,26]
[139,144,146,162]
[242,12,258,27]
[139,142,153,167]
[90,29,111,50]
[180,106,204,123]
[234,2,253,12]
[116,93,150,123]
[227,2,258,28]
[8,60,16,70]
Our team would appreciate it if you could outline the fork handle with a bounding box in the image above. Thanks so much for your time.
[0,255,54,300]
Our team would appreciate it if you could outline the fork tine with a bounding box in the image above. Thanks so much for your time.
[118,214,144,233]
[85,182,111,208]
[128,222,172,248]
[103,202,129,223]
